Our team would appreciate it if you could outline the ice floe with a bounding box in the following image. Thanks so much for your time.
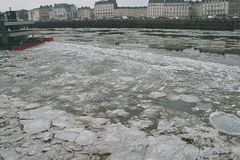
[20,119,51,135]
[0,93,239,159]
[75,130,97,145]
[180,95,200,103]
[148,92,166,99]
[92,124,148,160]
[167,94,200,103]
[128,119,154,129]
[0,31,240,159]
[106,109,129,118]
[210,112,240,136]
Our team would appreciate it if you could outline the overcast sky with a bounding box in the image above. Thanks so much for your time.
[0,0,148,12]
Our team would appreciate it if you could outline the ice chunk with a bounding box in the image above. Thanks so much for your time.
[78,116,110,128]
[75,130,97,145]
[209,112,240,135]
[237,111,240,117]
[149,92,166,99]
[196,103,212,111]
[107,109,129,117]
[180,95,200,103]
[54,130,79,142]
[64,128,85,133]
[57,95,74,102]
[145,136,199,160]
[145,134,234,160]
[28,145,44,156]
[129,119,153,129]
[52,115,75,129]
[0,110,7,118]
[119,76,134,82]
[231,144,240,155]
[19,106,66,121]
[167,94,180,101]
[0,149,19,160]
[157,116,193,131]
[93,124,147,160]
[18,106,52,119]
[11,87,21,93]
[24,103,40,110]
[43,132,54,142]
[54,127,97,145]
[157,119,173,131]
[141,109,159,118]
[54,127,91,143]
[173,88,187,93]
[20,119,51,135]
[167,94,200,103]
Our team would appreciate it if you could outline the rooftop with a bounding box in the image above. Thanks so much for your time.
[78,7,92,10]
[95,0,117,5]
[149,0,186,3]
[54,3,75,8]
[116,7,147,9]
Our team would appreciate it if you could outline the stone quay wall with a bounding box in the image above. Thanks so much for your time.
[33,19,240,31]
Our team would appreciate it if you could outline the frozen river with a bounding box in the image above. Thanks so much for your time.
[0,29,240,159]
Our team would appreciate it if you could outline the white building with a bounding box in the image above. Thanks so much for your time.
[114,7,147,18]
[147,0,191,19]
[202,0,229,18]
[28,8,40,21]
[229,0,240,17]
[77,7,94,20]
[39,5,52,21]
[49,7,68,20]
[49,4,77,20]
[94,0,118,19]
[191,2,203,18]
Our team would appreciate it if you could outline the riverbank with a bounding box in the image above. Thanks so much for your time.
[33,19,240,31]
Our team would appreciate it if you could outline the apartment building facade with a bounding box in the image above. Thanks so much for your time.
[49,4,77,21]
[77,7,94,20]
[229,0,240,16]
[49,7,68,20]
[28,8,40,21]
[39,5,52,21]
[147,0,191,19]
[94,0,118,19]
[191,2,203,18]
[202,0,229,18]
[114,7,147,18]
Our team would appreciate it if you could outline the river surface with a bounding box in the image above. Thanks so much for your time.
[0,28,240,159]
[1,28,240,125]
[41,28,240,66]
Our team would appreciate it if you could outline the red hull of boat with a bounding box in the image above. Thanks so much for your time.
[10,37,54,51]
[11,41,44,51]
[43,37,54,42]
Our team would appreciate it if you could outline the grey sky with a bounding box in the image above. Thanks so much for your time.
[0,0,148,12]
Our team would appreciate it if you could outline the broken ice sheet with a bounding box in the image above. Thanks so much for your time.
[1,29,240,159]
[148,92,166,99]
[180,95,200,103]
[128,119,154,129]
[90,124,147,159]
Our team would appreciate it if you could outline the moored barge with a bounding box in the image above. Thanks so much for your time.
[0,11,53,51]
